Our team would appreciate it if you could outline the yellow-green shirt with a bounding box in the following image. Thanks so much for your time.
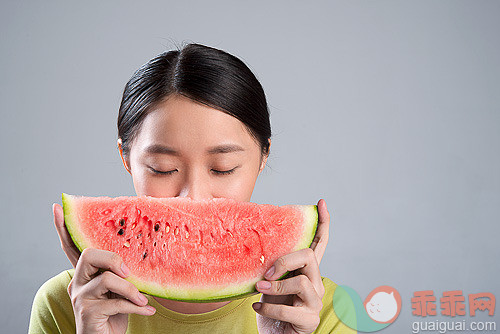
[29,269,356,333]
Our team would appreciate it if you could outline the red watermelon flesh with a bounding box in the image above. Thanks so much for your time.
[62,193,318,302]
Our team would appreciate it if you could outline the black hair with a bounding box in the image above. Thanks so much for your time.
[117,43,271,159]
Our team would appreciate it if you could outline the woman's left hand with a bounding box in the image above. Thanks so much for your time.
[253,199,331,334]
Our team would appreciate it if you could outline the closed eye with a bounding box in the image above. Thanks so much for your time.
[149,167,178,175]
[211,166,238,175]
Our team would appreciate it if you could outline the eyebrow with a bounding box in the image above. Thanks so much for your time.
[145,144,181,156]
[144,144,245,155]
[207,144,245,154]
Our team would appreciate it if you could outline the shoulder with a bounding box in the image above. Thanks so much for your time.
[29,269,76,334]
[317,276,356,334]
[36,269,74,294]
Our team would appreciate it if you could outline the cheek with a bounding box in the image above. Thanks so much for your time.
[212,172,258,201]
[131,170,178,198]
[133,173,258,200]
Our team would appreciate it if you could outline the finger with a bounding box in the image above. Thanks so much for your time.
[253,302,318,328]
[74,248,130,286]
[309,199,330,265]
[80,270,148,307]
[264,248,323,297]
[100,298,156,317]
[53,203,80,268]
[284,323,301,334]
[256,275,322,310]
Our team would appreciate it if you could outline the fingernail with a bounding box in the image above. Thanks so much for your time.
[252,302,262,310]
[146,305,156,314]
[121,263,130,277]
[138,292,148,304]
[257,281,271,290]
[264,265,275,279]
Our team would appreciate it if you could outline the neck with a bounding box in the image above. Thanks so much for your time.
[152,296,231,314]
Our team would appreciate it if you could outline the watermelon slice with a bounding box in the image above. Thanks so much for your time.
[62,193,318,302]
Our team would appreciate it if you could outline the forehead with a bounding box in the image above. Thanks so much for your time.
[133,95,259,153]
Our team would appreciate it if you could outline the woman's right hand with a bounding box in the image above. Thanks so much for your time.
[53,203,156,334]
[68,248,156,333]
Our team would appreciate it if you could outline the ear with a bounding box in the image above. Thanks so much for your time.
[117,138,132,175]
[258,138,271,175]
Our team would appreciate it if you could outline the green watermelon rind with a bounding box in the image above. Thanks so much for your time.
[62,193,318,303]
[62,193,92,253]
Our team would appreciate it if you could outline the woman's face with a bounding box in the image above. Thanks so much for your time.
[122,94,269,202]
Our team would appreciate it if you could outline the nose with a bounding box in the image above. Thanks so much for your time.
[177,167,213,201]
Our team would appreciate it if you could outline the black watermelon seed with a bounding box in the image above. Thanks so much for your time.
[119,219,125,226]
[143,251,148,260]
[118,229,124,236]
[154,223,160,232]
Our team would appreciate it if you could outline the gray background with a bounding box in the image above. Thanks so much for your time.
[1,1,499,333]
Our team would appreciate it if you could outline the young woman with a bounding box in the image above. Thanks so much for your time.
[29,44,354,333]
